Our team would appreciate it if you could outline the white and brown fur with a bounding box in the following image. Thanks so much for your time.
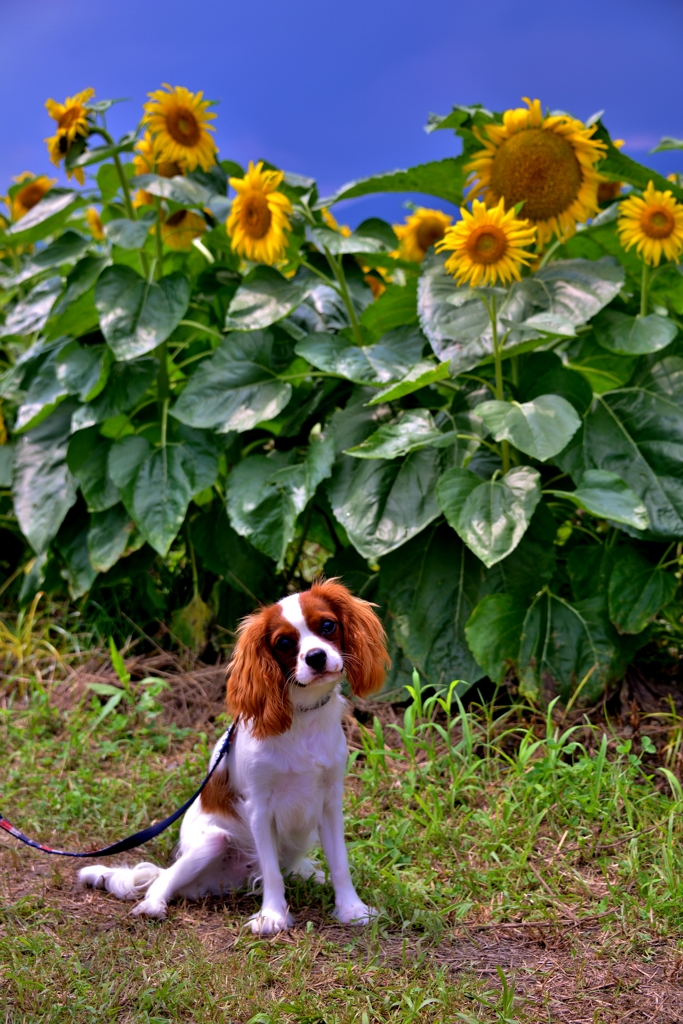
[79,579,389,934]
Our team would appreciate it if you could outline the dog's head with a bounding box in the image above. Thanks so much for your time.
[226,580,390,738]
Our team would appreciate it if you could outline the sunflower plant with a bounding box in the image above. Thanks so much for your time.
[1,91,682,706]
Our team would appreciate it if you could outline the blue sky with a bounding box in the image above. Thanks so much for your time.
[3,0,683,226]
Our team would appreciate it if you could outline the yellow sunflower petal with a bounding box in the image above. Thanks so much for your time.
[226,161,293,265]
[11,175,57,221]
[393,207,452,262]
[161,209,206,251]
[436,197,537,288]
[617,180,683,267]
[143,84,217,173]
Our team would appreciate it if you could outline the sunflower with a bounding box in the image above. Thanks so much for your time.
[44,88,94,185]
[227,161,293,265]
[617,180,683,266]
[133,130,186,206]
[161,209,206,250]
[10,173,56,221]
[321,207,352,237]
[466,98,606,247]
[393,207,452,262]
[143,85,217,173]
[436,197,537,288]
[85,207,105,241]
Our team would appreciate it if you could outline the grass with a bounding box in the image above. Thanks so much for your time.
[2,662,683,1022]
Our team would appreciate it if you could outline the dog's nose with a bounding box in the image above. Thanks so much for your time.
[305,648,327,673]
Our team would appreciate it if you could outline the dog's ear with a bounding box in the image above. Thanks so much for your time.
[226,609,292,739]
[311,580,390,697]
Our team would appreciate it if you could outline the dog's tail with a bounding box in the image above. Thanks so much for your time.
[79,862,162,900]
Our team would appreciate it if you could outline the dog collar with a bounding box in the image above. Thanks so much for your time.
[296,690,335,713]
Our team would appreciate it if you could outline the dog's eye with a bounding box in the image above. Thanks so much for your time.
[275,636,296,653]
[320,619,336,636]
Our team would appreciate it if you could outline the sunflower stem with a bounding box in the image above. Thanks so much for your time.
[154,197,164,280]
[156,343,170,424]
[325,249,364,346]
[640,261,650,317]
[485,293,510,474]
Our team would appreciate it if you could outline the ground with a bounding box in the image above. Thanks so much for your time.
[1,649,683,1022]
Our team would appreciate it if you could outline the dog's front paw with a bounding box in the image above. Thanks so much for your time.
[332,901,377,926]
[131,897,168,920]
[78,865,109,889]
[248,908,294,935]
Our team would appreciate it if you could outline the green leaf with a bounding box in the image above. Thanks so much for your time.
[0,277,63,339]
[345,409,455,459]
[8,230,91,287]
[418,252,624,372]
[55,340,111,402]
[95,266,191,360]
[379,522,487,693]
[104,213,156,250]
[317,157,466,208]
[88,504,137,573]
[108,635,131,686]
[172,329,291,433]
[14,350,70,433]
[465,594,526,685]
[517,351,593,414]
[639,355,683,405]
[68,132,136,170]
[224,267,312,331]
[327,447,442,560]
[55,516,97,599]
[309,227,389,256]
[518,591,627,705]
[108,435,151,497]
[12,404,78,552]
[584,389,683,537]
[436,466,541,567]
[0,444,14,487]
[226,434,335,568]
[72,357,157,430]
[7,190,79,243]
[359,279,418,340]
[46,285,100,341]
[496,501,557,603]
[366,359,451,404]
[593,121,683,204]
[170,592,212,650]
[546,469,649,530]
[67,428,120,512]
[51,255,109,318]
[475,395,581,462]
[593,310,677,356]
[191,503,277,602]
[566,333,637,393]
[130,173,212,208]
[126,428,220,556]
[295,325,424,384]
[608,549,678,634]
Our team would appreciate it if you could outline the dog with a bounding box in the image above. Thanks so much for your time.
[79,579,389,934]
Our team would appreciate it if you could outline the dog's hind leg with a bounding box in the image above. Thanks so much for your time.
[131,827,232,919]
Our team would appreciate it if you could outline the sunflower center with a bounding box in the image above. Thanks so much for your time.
[167,107,201,147]
[240,191,272,239]
[166,210,188,228]
[465,225,508,265]
[58,106,83,131]
[641,206,675,239]
[17,184,48,211]
[158,161,184,178]
[416,216,448,253]
[490,127,583,222]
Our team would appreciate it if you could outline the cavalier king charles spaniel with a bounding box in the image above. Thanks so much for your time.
[79,579,389,934]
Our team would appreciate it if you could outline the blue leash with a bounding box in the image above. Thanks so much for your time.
[0,719,238,859]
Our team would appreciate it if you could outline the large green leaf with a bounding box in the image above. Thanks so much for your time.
[71,357,157,430]
[345,409,458,459]
[9,230,91,287]
[14,350,70,433]
[475,395,581,462]
[436,466,541,567]
[359,279,418,340]
[55,517,97,599]
[465,593,526,685]
[67,428,120,512]
[517,351,593,414]
[518,591,628,705]
[418,252,624,372]
[55,340,111,402]
[593,310,677,356]
[0,444,13,487]
[317,157,466,207]
[225,267,312,331]
[379,522,487,692]
[226,435,335,568]
[12,404,78,553]
[7,190,79,243]
[171,330,292,433]
[88,504,137,573]
[546,470,649,530]
[640,356,683,405]
[608,549,678,634]
[95,265,191,360]
[0,277,63,338]
[366,359,451,404]
[309,227,388,256]
[104,213,156,250]
[116,427,220,556]
[51,255,109,317]
[566,333,637,393]
[294,325,424,385]
[593,121,683,204]
[130,173,212,208]
[46,285,100,341]
[327,447,441,560]
[584,388,683,537]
